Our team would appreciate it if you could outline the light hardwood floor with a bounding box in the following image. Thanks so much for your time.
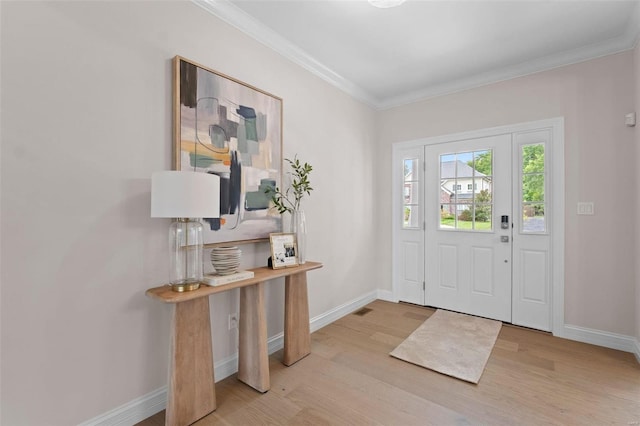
[138,300,640,425]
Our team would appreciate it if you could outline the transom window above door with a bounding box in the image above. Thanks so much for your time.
[439,150,493,231]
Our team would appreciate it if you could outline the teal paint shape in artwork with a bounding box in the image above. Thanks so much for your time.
[189,153,218,168]
[237,106,258,141]
[244,118,258,141]
[245,179,276,211]
[245,191,270,210]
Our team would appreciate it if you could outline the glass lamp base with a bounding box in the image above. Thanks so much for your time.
[171,281,201,292]
[169,218,204,292]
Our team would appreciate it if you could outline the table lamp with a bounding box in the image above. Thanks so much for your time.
[151,171,220,292]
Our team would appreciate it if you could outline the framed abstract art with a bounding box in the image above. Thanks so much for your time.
[173,56,283,245]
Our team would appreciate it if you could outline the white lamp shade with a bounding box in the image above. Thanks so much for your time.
[151,171,220,218]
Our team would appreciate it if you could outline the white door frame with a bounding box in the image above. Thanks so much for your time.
[391,117,565,336]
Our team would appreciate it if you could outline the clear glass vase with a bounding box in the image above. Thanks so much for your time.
[169,218,204,291]
[290,210,307,264]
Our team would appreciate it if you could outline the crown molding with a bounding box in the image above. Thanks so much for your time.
[192,0,379,108]
[192,0,640,111]
[379,31,638,109]
[380,1,640,109]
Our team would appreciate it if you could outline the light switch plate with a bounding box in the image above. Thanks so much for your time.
[577,202,594,215]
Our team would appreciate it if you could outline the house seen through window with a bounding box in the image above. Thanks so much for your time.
[439,150,493,231]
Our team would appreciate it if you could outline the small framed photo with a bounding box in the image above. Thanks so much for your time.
[269,233,298,269]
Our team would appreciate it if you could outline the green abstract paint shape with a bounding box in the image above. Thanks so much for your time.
[189,153,221,168]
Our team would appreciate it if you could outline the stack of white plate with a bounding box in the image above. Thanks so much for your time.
[210,246,241,275]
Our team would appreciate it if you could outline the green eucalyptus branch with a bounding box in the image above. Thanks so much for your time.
[265,155,313,215]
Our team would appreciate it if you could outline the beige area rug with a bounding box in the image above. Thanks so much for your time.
[390,309,502,384]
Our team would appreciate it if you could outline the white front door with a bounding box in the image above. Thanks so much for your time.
[425,134,512,322]
[392,119,561,332]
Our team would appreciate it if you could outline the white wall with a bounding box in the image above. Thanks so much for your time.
[377,51,637,337]
[0,2,377,424]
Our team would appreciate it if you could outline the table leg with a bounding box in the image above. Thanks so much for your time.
[283,272,311,366]
[237,282,270,392]
[166,297,216,426]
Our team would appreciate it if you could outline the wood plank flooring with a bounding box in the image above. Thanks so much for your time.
[138,300,640,425]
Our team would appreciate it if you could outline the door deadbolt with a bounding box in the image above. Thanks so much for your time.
[501,236,509,243]
[501,215,509,229]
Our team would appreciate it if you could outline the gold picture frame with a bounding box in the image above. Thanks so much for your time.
[269,233,298,269]
[173,56,283,246]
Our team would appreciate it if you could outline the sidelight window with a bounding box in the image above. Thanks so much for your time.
[521,143,546,233]
[402,158,420,229]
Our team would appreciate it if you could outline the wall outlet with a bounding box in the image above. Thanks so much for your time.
[228,313,238,330]
[577,202,594,215]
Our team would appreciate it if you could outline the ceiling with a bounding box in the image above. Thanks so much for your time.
[195,0,640,109]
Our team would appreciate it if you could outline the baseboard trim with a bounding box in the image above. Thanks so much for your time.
[80,290,379,425]
[77,387,166,426]
[376,289,396,302]
[310,290,379,332]
[562,324,639,357]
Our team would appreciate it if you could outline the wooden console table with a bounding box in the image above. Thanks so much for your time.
[146,261,323,426]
